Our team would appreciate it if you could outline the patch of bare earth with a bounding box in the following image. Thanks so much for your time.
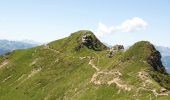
[17,68,42,86]
[2,75,13,83]
[29,58,39,66]
[80,56,169,96]
[88,56,132,91]
[136,71,169,97]
[0,61,8,69]
[44,44,60,53]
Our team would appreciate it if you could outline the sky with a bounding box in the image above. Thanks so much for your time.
[0,0,170,47]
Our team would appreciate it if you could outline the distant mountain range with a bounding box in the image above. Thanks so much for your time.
[0,39,39,55]
[156,46,170,56]
[156,46,170,73]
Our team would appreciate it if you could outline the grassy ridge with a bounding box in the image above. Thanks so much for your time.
[0,30,169,100]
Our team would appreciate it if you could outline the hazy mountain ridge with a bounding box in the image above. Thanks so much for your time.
[162,56,170,72]
[0,39,39,55]
[156,46,170,56]
[156,46,170,73]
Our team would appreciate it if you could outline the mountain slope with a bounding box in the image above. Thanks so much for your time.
[0,40,38,55]
[0,30,169,100]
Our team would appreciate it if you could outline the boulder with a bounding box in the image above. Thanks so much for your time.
[111,45,124,51]
[160,88,169,93]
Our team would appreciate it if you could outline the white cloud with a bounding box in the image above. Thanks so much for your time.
[95,17,148,36]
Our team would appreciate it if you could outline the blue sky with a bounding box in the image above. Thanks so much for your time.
[0,0,170,47]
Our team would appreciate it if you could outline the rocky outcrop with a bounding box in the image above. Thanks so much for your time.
[144,43,167,74]
[82,33,92,44]
[147,50,167,73]
[75,33,93,51]
[75,31,107,51]
[81,33,94,49]
[111,45,124,51]
[107,45,124,58]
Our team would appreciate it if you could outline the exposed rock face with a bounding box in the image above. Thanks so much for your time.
[75,33,92,51]
[111,45,124,51]
[75,33,93,51]
[107,45,124,58]
[147,50,167,73]
[75,31,107,51]
[82,34,92,44]
[144,42,167,73]
[81,33,93,49]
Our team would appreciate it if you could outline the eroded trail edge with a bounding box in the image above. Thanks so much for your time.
[83,56,169,97]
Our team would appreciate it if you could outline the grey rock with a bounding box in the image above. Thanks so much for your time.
[82,33,92,44]
[107,45,124,58]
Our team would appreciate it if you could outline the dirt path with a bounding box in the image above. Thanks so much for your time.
[0,61,8,69]
[88,58,100,71]
[9,74,26,86]
[136,71,169,97]
[44,44,74,59]
[107,77,131,91]
[44,44,60,53]
[136,87,169,97]
[2,75,13,83]
[88,56,132,91]
[17,68,42,86]
[29,58,38,66]
[93,52,99,64]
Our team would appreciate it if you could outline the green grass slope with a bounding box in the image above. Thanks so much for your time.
[0,30,169,100]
